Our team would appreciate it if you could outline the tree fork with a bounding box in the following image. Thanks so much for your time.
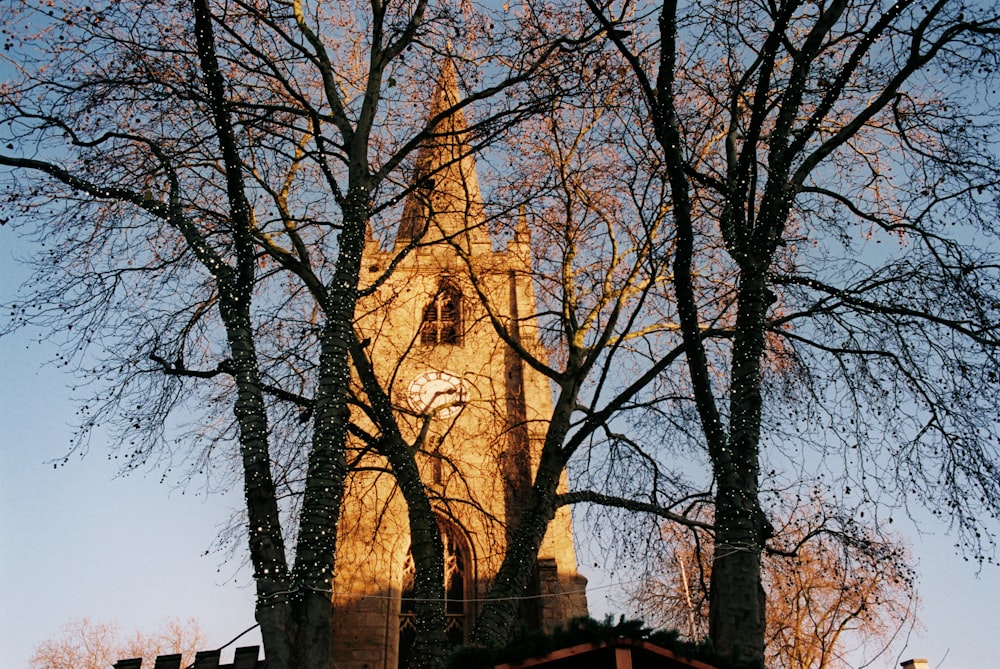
[471,387,577,647]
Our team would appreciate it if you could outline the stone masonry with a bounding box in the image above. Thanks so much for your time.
[329,61,588,669]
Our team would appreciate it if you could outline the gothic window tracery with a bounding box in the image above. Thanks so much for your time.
[398,519,470,667]
[420,282,462,345]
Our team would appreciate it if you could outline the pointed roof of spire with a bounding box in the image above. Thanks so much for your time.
[395,59,490,252]
[515,204,531,245]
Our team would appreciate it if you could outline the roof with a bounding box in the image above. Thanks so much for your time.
[112,646,264,669]
[116,637,723,669]
[493,637,722,669]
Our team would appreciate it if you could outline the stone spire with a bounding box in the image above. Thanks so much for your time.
[395,59,491,253]
[514,204,531,246]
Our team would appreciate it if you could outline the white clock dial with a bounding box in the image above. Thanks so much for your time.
[407,370,468,417]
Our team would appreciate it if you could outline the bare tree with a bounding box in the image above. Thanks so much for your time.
[0,1,579,667]
[458,39,711,644]
[30,618,205,669]
[631,499,919,669]
[581,0,1000,661]
[6,1,1000,666]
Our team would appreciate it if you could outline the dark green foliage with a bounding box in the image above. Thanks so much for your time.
[447,616,763,669]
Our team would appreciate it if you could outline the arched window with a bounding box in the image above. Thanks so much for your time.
[398,520,470,667]
[420,283,462,345]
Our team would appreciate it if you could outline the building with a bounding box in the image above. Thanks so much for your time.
[113,639,720,669]
[112,60,588,669]
[328,61,588,669]
[493,638,724,669]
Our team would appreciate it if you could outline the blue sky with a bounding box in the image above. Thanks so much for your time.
[0,307,263,665]
[1,233,998,669]
[0,237,262,666]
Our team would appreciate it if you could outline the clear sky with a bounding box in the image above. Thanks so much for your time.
[2,234,998,669]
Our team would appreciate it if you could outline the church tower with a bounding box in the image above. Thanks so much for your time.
[330,62,588,669]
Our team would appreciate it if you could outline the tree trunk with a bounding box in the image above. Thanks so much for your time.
[397,464,449,669]
[191,1,348,663]
[284,321,350,669]
[283,196,371,669]
[352,334,450,669]
[709,487,766,662]
[470,457,562,647]
[218,295,296,667]
[708,265,772,663]
[470,388,576,647]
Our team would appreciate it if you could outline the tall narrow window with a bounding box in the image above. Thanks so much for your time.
[431,437,444,486]
[398,555,417,669]
[398,520,470,668]
[420,283,462,345]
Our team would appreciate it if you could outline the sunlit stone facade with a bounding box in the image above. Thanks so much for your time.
[329,64,587,669]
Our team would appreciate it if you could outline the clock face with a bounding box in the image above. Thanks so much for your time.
[407,370,468,417]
